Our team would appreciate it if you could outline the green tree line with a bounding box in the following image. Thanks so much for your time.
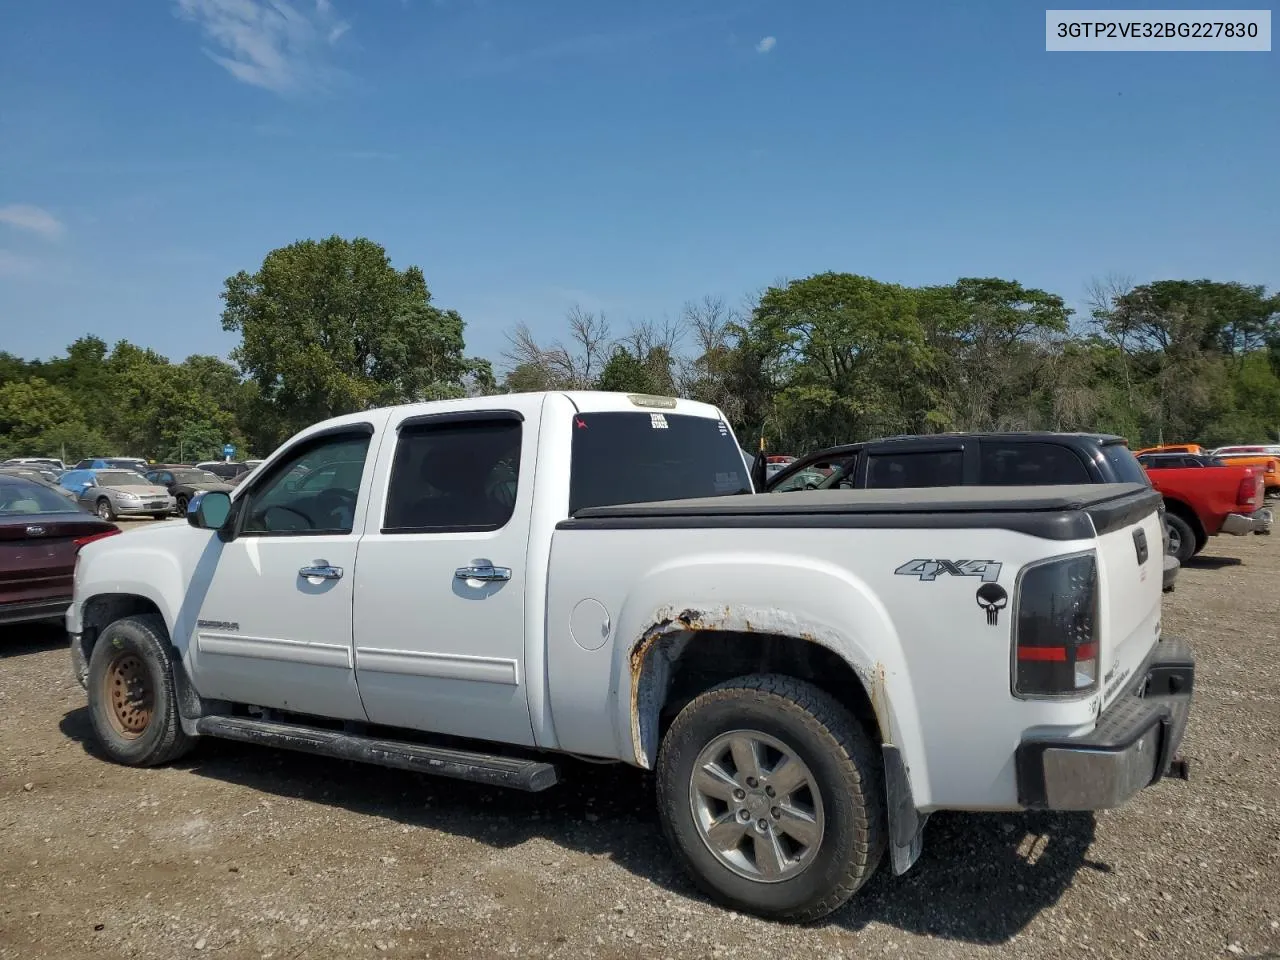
[2,234,1277,464]
[508,274,1280,453]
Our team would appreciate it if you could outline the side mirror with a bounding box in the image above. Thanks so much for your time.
[189,490,232,532]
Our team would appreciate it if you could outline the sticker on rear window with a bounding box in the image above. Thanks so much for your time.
[650,413,668,429]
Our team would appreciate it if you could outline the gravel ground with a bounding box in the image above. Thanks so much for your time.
[2,526,1278,960]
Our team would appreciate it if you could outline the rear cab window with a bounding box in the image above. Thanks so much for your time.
[569,411,750,513]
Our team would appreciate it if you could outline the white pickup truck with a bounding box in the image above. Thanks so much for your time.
[67,391,1194,921]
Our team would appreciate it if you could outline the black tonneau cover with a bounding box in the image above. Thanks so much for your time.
[560,483,1160,541]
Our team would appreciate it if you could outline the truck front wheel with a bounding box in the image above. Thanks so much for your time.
[86,614,195,767]
[656,674,886,922]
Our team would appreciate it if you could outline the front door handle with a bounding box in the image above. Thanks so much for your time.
[454,559,512,582]
[299,560,344,581]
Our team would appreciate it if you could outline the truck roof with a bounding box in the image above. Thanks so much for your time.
[288,391,727,438]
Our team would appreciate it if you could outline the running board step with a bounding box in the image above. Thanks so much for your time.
[194,716,559,792]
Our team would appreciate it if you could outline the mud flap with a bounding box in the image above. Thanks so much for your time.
[883,745,927,874]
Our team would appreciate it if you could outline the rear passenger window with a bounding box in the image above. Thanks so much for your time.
[979,442,1090,485]
[384,418,522,532]
[865,450,963,488]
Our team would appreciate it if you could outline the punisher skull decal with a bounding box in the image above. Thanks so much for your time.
[975,583,1008,626]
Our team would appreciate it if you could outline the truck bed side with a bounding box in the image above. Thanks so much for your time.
[544,484,1163,812]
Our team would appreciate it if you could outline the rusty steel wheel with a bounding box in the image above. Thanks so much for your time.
[102,652,154,740]
[87,614,195,766]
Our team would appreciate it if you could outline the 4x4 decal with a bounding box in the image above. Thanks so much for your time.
[894,559,1002,583]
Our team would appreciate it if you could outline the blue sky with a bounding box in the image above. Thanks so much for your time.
[1,1,1276,371]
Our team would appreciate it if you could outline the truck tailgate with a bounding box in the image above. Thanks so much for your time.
[1095,500,1165,709]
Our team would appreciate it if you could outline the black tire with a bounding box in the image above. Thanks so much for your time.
[1165,513,1196,564]
[95,497,115,522]
[86,614,195,767]
[656,674,885,922]
[175,495,189,516]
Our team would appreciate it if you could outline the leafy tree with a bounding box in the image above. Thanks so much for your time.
[917,278,1072,431]
[220,236,487,441]
[741,273,929,450]
[0,377,104,460]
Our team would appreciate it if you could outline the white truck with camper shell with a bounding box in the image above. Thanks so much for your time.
[67,391,1194,921]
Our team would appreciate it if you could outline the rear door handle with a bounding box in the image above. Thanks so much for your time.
[454,559,512,582]
[299,561,344,581]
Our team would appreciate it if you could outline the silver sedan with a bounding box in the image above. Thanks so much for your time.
[75,470,175,521]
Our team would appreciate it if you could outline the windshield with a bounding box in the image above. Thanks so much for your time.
[569,412,751,514]
[172,470,222,484]
[96,470,149,486]
[0,478,81,514]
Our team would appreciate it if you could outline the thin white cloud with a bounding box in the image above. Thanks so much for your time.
[174,0,351,95]
[755,35,776,53]
[0,204,65,240]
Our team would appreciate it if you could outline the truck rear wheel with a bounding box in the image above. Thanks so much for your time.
[656,674,885,922]
[1164,513,1196,563]
[86,614,195,767]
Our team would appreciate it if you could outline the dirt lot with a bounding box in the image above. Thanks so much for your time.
[2,527,1278,960]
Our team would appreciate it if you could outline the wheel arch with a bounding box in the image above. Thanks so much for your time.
[1162,496,1207,547]
[76,596,204,722]
[623,603,924,797]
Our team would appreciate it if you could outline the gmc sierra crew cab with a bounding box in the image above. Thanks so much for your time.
[67,392,1194,922]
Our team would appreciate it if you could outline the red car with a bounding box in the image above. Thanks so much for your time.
[1140,460,1272,562]
[0,476,120,626]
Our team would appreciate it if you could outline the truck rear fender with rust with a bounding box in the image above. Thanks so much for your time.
[599,553,930,803]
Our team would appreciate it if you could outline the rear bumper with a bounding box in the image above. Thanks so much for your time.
[1016,637,1194,810]
[113,500,174,517]
[1221,508,1272,536]
[0,596,73,626]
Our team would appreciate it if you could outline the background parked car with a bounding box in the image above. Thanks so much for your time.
[73,457,149,473]
[145,466,234,514]
[71,469,175,522]
[1211,453,1280,500]
[1133,443,1205,457]
[1136,452,1227,468]
[0,475,119,626]
[1141,459,1272,560]
[1211,444,1280,457]
[196,460,254,484]
[3,457,66,473]
[765,431,1184,589]
[0,466,78,500]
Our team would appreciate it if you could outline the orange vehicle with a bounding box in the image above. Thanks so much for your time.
[1214,453,1280,499]
[1133,443,1205,457]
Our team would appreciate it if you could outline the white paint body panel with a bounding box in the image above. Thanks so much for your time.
[350,393,547,746]
[69,391,1164,814]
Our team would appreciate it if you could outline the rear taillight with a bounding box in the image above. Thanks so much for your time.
[1013,552,1099,698]
[74,528,121,548]
[1236,472,1262,508]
